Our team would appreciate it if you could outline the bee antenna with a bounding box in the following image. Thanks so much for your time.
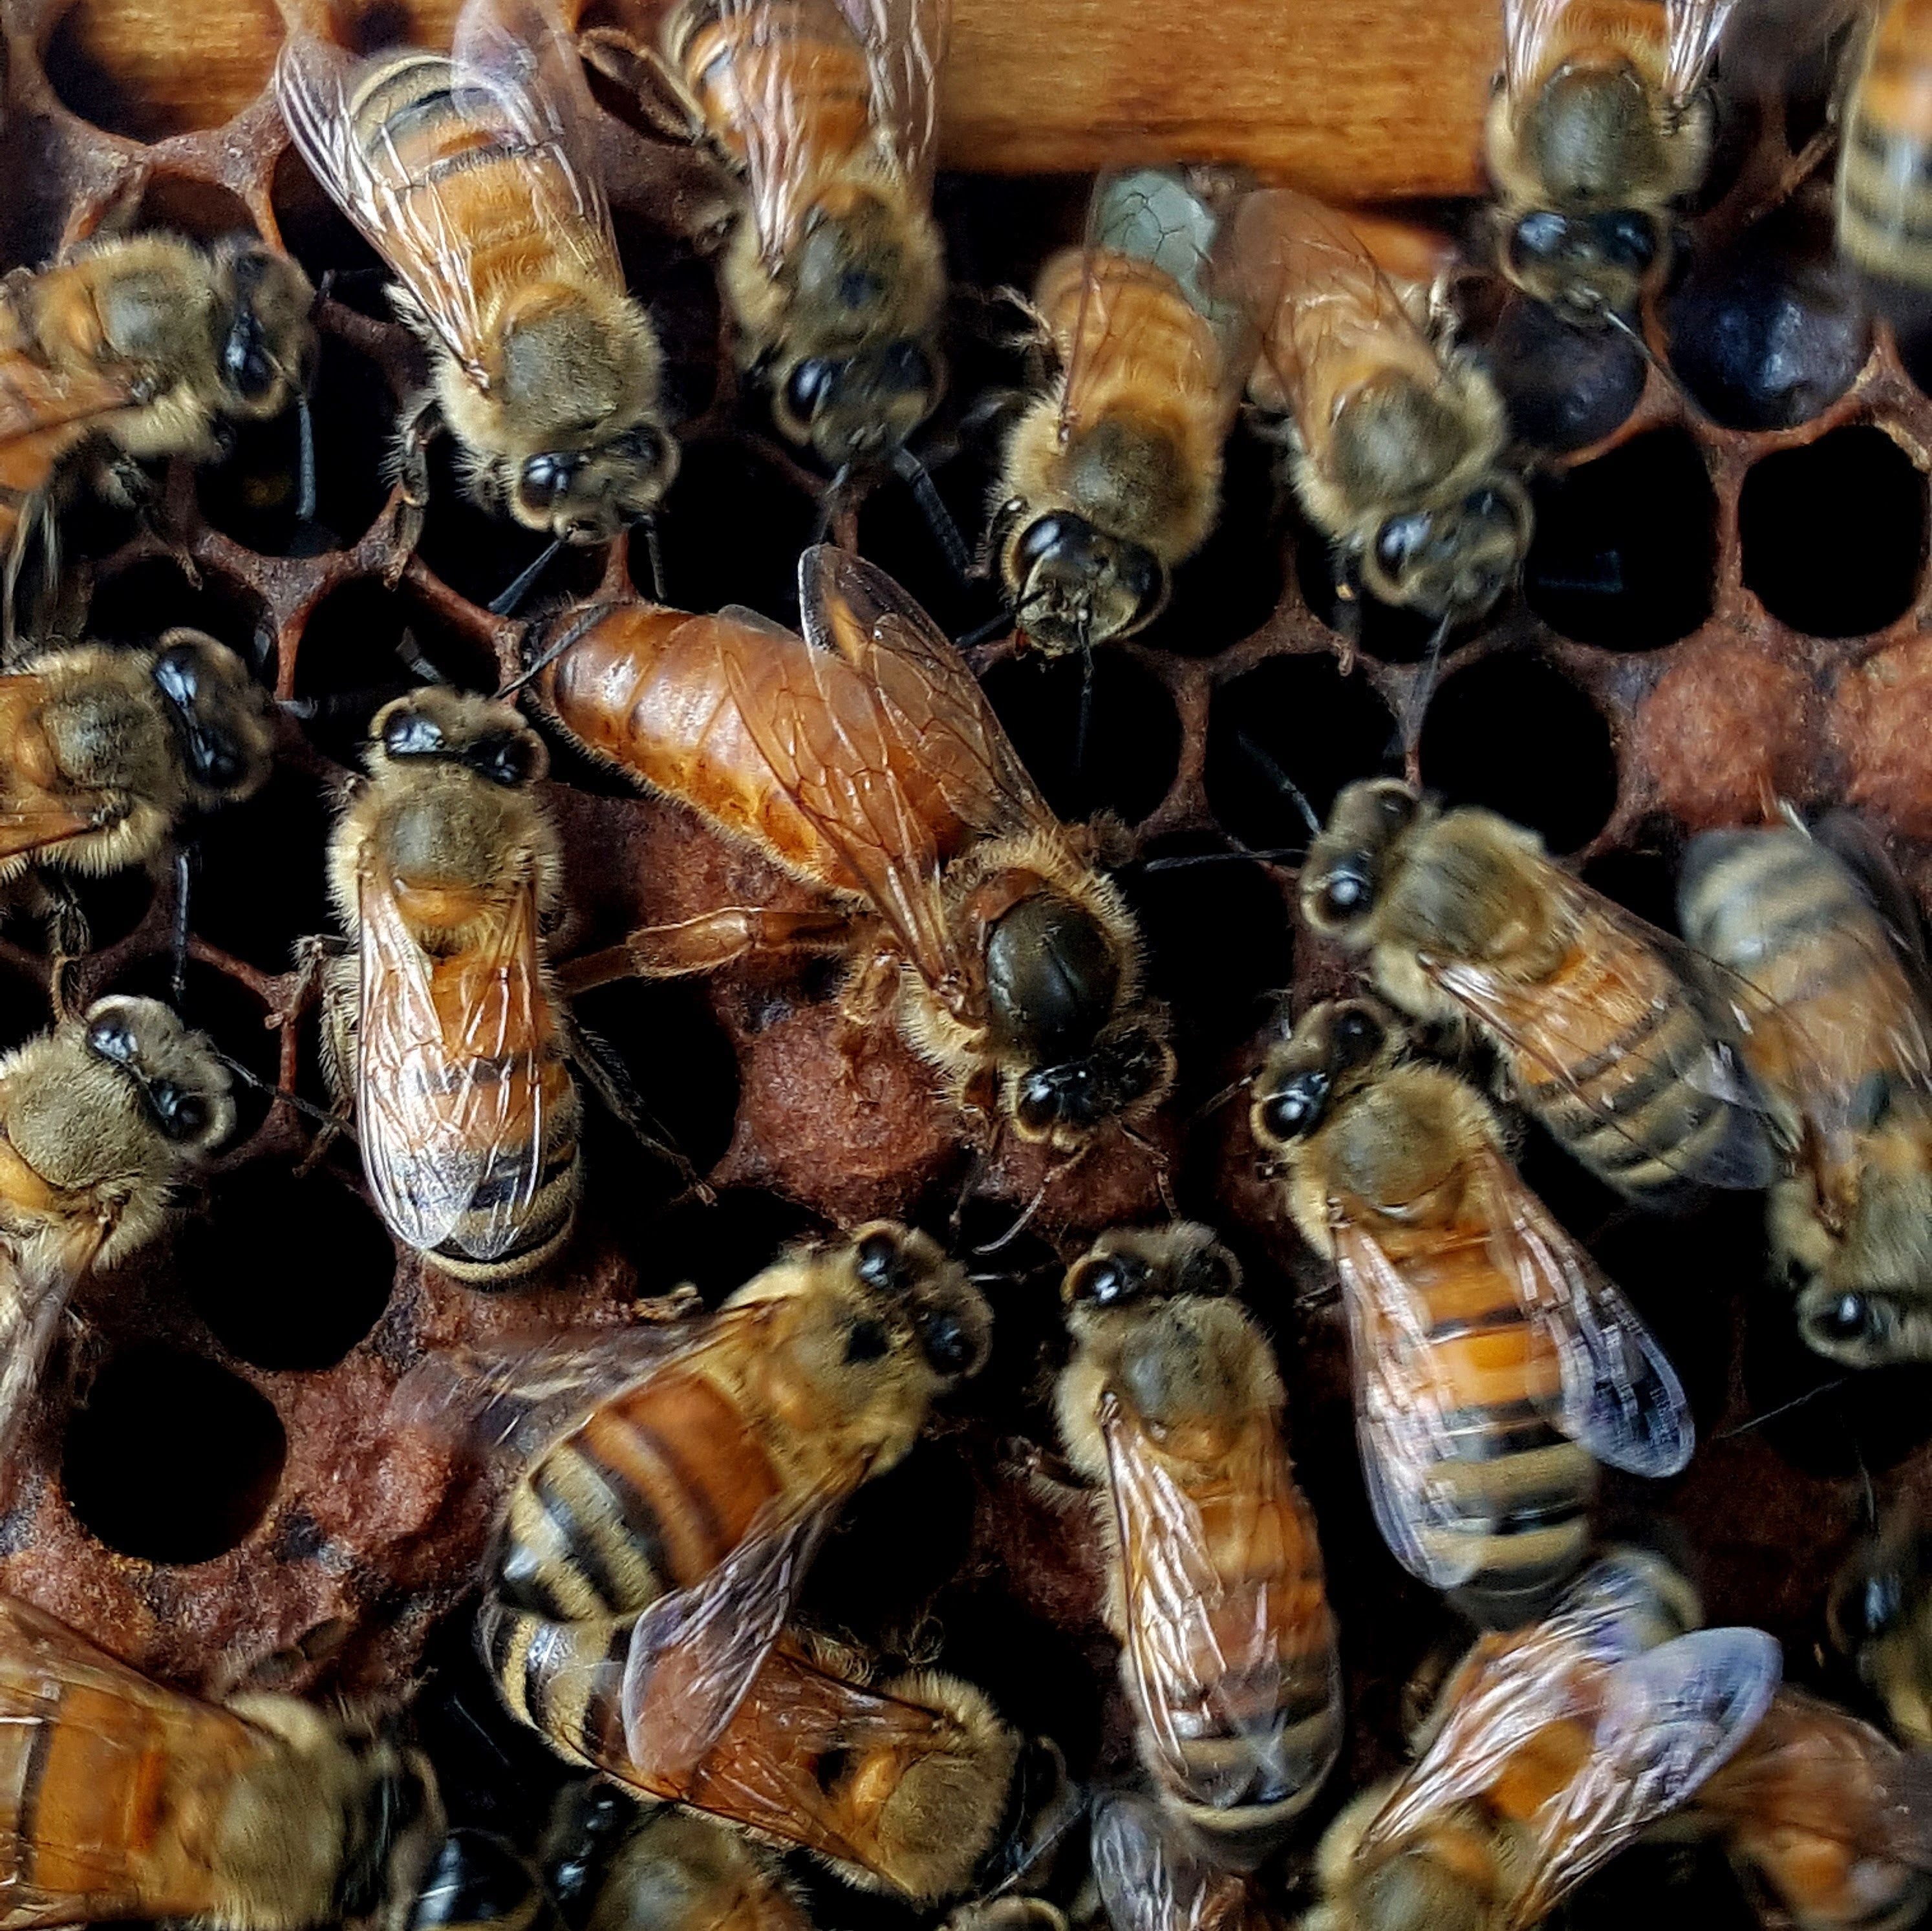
[1131,844,1305,873]
[1711,1376,1852,1441]
[396,629,447,687]
[1600,304,1685,398]
[170,847,195,1008]
[1402,612,1455,747]
[1187,1069,1256,1127]
[812,464,854,547]
[954,607,1015,649]
[488,537,567,619]
[639,513,667,604]
[892,445,972,583]
[1073,643,1095,785]
[294,391,317,528]
[494,601,616,700]
[209,1050,350,1136]
[1234,731,1322,838]
[972,1175,1055,1254]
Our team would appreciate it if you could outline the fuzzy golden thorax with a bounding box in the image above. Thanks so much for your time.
[0,996,232,1268]
[330,692,561,952]
[585,1804,808,1931]
[718,1222,990,1494]
[432,281,676,543]
[1309,1788,1511,1931]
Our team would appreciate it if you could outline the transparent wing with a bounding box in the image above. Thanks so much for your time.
[1099,1391,1340,1811]
[275,0,620,390]
[1663,0,1740,102]
[1508,1627,1783,1928]
[1055,167,1254,446]
[1331,1212,1489,1591]
[1500,0,1580,103]
[1429,871,1780,1192]
[355,857,555,1261]
[1231,188,1430,447]
[0,1235,96,1500]
[837,0,950,191]
[1471,1144,1694,1479]
[0,353,145,450]
[1090,1793,1257,1931]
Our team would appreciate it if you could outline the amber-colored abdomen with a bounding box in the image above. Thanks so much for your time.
[1841,0,1932,288]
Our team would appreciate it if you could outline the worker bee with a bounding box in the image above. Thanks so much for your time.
[614,0,950,476]
[1830,1496,1932,1746]
[1233,190,1532,626]
[530,547,1174,1151]
[541,1782,811,1931]
[0,630,274,892]
[1838,0,1932,290]
[321,688,581,1285]
[1055,1222,1343,1859]
[0,1589,443,1930]
[987,166,1254,654]
[459,1222,1066,1902]
[1692,1687,1932,1931]
[1678,815,1932,1366]
[1486,0,1739,323]
[0,994,233,1483]
[0,232,314,628]
[1302,778,1777,1208]
[1252,1000,1695,1624]
[1088,1793,1274,1931]
[275,0,678,566]
[1304,1552,1781,1931]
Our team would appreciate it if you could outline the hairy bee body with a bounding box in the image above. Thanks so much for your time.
[323,691,580,1285]
[1838,0,1932,290]
[1056,1225,1343,1859]
[0,1593,441,1931]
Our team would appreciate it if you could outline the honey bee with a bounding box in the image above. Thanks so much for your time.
[0,994,233,1482]
[1232,190,1532,627]
[1838,0,1932,290]
[1831,1497,1932,1747]
[1054,1222,1342,1859]
[321,688,581,1285]
[1088,1793,1274,1931]
[541,1782,811,1931]
[0,630,274,893]
[614,0,950,475]
[1486,0,1739,322]
[1691,1687,1932,1931]
[1302,778,1777,1208]
[530,546,1174,1151]
[462,1222,1066,1903]
[1304,1552,1781,1931]
[0,1589,444,1930]
[275,0,678,561]
[1251,1000,1695,1624]
[413,1831,564,1931]
[1678,815,1932,1367]
[987,166,1254,654]
[0,233,314,626]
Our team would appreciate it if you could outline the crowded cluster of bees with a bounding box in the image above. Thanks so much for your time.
[1,3,1932,1931]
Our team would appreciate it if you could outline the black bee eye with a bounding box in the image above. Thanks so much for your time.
[520,452,585,511]
[152,644,204,709]
[1015,513,1080,570]
[1315,860,1375,924]
[1332,1006,1384,1067]
[785,358,844,422]
[853,1228,910,1292]
[1597,209,1658,271]
[878,339,934,393]
[1016,1070,1062,1133]
[918,1308,976,1376]
[1067,1254,1146,1308]
[1115,541,1166,630]
[1259,1071,1329,1144]
[1106,1028,1166,1104]
[1374,511,1434,578]
[843,1317,891,1363]
[466,731,538,789]
[220,313,276,401]
[383,709,445,760]
[609,423,668,471]
[147,1080,210,1142]
[1180,1245,1238,1297]
[86,1011,139,1066]
[1510,208,1573,269]
[1821,1293,1877,1341]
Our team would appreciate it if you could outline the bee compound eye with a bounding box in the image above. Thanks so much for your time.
[468,731,539,789]
[1015,1071,1062,1135]
[1819,1292,1880,1343]
[917,1307,978,1377]
[1067,1255,1143,1308]
[1258,1072,1328,1144]
[1315,861,1373,924]
[853,1227,911,1292]
[147,1080,211,1142]
[784,357,843,422]
[1331,1005,1385,1067]
[1015,513,1081,570]
[520,452,585,511]
[382,709,445,760]
[85,1010,139,1066]
[1374,511,1434,579]
[878,338,934,393]
[1598,209,1658,271]
[1510,208,1572,269]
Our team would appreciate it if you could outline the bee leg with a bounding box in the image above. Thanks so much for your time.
[559,908,851,994]
[387,396,440,579]
[34,877,91,1021]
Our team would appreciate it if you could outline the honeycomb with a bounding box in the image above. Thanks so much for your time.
[1,2,1929,1922]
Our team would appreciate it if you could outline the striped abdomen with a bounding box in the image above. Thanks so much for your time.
[1840,0,1932,290]
[1133,1426,1342,1857]
[1477,915,1746,1203]
[1377,1213,1595,1621]
[538,605,971,892]
[345,51,594,321]
[415,946,579,1284]
[665,0,874,203]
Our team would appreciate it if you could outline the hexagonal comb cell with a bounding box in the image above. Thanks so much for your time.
[4,0,1932,1877]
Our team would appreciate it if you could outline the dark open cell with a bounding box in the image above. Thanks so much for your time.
[1526,429,1717,648]
[1580,844,1680,930]
[1119,839,1294,1067]
[182,1169,392,1371]
[87,557,268,664]
[1563,1841,1761,1931]
[979,648,1180,827]
[63,1346,285,1563]
[46,0,280,139]
[1741,425,1927,637]
[1666,199,1871,432]
[201,330,395,558]
[1137,430,1286,660]
[130,176,255,243]
[1294,524,1442,663]
[653,439,817,624]
[628,1187,823,1306]
[1204,653,1398,850]
[1419,654,1617,851]
[1487,296,1648,454]
[610,221,722,431]
[270,152,397,320]
[570,976,742,1182]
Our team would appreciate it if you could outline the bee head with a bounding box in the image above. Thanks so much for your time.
[512,420,678,545]
[993,503,1168,655]
[81,995,235,1151]
[775,336,943,469]
[209,237,317,420]
[149,629,275,808]
[1361,476,1532,624]
[1300,779,1422,939]
[1063,1222,1239,1312]
[843,1221,993,1385]
[1501,203,1660,325]
[1251,999,1394,1153]
[370,690,548,791]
